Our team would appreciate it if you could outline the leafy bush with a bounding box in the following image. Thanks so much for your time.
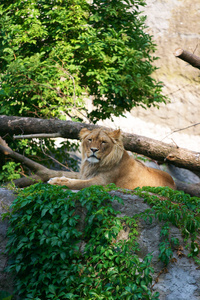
[158,222,179,266]
[5,183,159,299]
[0,162,21,182]
[0,0,166,122]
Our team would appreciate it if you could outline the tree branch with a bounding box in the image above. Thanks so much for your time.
[0,143,47,173]
[0,139,79,187]
[14,133,61,139]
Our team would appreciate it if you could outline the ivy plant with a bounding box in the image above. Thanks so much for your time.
[4,184,200,298]
[5,183,159,299]
[132,186,200,265]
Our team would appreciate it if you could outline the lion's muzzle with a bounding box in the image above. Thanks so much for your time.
[87,147,100,163]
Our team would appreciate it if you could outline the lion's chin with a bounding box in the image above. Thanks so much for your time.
[87,156,100,164]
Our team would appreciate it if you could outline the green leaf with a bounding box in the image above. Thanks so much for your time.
[60,252,66,260]
[49,284,56,294]
[41,208,48,217]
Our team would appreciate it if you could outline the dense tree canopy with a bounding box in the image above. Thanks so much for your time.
[0,0,166,122]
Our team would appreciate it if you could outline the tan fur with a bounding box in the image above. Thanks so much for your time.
[48,128,176,190]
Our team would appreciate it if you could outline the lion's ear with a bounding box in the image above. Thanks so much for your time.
[79,128,91,140]
[108,129,121,141]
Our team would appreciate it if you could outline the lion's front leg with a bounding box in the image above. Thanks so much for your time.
[48,176,105,190]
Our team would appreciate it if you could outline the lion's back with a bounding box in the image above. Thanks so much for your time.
[115,156,176,190]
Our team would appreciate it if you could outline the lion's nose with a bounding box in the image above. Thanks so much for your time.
[90,147,98,153]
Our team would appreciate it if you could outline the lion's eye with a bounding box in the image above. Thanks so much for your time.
[101,141,107,145]
[88,138,92,142]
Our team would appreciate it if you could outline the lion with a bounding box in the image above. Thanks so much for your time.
[48,128,176,190]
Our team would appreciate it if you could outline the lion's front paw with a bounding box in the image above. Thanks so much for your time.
[48,176,70,186]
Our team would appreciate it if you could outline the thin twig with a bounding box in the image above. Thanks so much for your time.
[192,43,199,55]
[165,84,190,97]
[161,123,200,141]
[40,140,73,172]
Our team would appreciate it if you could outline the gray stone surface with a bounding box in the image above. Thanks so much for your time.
[165,164,200,184]
[0,188,16,294]
[157,257,200,300]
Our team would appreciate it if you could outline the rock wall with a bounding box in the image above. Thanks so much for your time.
[131,0,200,136]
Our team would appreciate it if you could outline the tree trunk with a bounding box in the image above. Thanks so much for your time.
[174,48,200,69]
[1,115,200,172]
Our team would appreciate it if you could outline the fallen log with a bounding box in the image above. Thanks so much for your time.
[0,115,200,172]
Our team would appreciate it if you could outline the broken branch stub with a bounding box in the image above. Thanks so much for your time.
[174,48,200,69]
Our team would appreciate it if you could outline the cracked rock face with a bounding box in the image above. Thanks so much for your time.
[157,260,200,300]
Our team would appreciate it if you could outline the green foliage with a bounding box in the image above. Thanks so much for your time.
[133,186,200,263]
[0,290,12,300]
[0,0,166,122]
[158,222,179,266]
[5,183,158,299]
[5,184,200,298]
[0,0,87,119]
[0,162,21,182]
[76,0,166,121]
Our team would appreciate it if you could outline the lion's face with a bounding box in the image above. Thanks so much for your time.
[79,128,124,167]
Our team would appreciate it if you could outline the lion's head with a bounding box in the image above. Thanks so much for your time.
[79,128,124,168]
